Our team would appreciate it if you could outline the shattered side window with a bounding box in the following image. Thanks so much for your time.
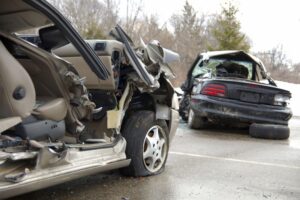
[192,59,203,77]
[192,59,218,78]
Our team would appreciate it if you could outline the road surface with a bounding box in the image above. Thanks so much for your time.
[9,118,300,200]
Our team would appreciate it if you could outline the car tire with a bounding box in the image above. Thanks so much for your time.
[120,111,169,177]
[179,95,190,122]
[249,123,290,140]
[187,109,206,129]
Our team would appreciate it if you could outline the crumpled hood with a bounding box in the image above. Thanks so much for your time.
[111,25,180,88]
[139,39,180,79]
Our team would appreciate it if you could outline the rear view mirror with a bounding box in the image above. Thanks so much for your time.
[39,25,69,51]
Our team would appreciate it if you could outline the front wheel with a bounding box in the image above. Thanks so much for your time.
[120,111,169,177]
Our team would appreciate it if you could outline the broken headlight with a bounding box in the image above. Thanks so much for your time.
[274,94,290,106]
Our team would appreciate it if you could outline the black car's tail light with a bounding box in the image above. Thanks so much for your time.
[201,83,226,97]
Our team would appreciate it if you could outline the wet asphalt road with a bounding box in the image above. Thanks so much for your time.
[9,118,300,200]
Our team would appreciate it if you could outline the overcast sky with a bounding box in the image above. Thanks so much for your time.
[119,0,300,63]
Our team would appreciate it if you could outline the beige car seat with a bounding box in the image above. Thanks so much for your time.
[0,40,67,133]
[0,40,35,119]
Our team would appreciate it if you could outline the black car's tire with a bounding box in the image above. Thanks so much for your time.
[120,111,169,177]
[179,95,190,122]
[249,123,290,140]
[187,109,206,129]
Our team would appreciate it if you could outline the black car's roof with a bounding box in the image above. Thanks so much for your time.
[201,51,261,64]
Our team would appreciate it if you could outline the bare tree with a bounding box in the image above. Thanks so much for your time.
[127,15,174,48]
[254,46,300,83]
[101,0,120,34]
[292,63,300,74]
[255,46,288,71]
[123,0,144,36]
[49,0,119,39]
[170,1,207,86]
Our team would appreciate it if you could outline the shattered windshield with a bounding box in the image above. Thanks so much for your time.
[192,58,253,80]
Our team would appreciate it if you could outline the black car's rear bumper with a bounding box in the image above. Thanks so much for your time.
[190,95,292,125]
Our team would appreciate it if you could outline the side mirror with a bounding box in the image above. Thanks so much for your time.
[39,26,69,51]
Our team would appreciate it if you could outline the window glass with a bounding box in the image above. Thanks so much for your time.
[192,58,254,80]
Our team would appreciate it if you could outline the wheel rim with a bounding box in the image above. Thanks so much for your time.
[143,125,168,173]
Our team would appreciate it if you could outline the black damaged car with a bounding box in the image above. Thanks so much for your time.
[180,50,292,139]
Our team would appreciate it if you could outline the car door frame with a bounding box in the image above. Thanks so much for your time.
[182,55,203,93]
[24,0,110,80]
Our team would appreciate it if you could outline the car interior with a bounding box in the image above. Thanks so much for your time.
[0,0,130,145]
[52,39,125,119]
[0,27,123,144]
[0,0,68,139]
[0,32,74,141]
[216,61,249,79]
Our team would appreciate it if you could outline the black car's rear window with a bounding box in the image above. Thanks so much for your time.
[192,58,254,80]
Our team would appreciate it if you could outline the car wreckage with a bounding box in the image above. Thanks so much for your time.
[180,50,292,139]
[0,0,180,198]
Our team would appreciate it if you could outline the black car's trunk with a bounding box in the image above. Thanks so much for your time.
[203,79,291,106]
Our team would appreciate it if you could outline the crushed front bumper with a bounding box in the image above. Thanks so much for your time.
[190,95,292,125]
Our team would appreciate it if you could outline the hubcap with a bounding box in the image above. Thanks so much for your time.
[143,125,167,173]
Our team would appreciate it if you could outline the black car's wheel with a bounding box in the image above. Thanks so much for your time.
[120,111,169,177]
[179,95,190,122]
[187,109,206,129]
[249,123,290,140]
